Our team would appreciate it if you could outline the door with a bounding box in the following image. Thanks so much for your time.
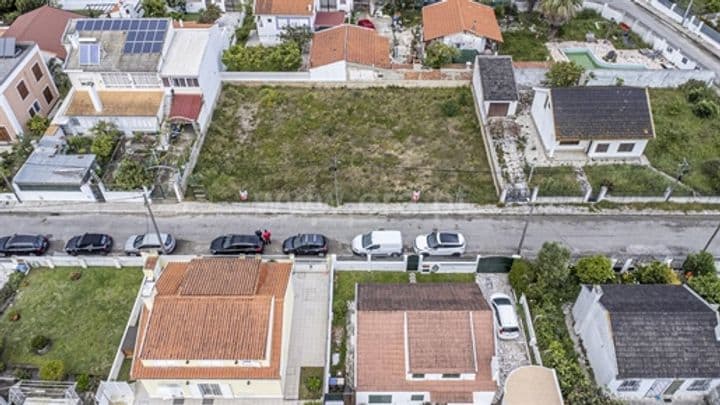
[0,126,11,142]
[407,254,420,271]
[488,103,509,117]
[477,256,515,273]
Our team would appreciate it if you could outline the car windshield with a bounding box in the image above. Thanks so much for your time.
[224,235,252,249]
[296,235,321,248]
[426,233,440,249]
[133,235,145,248]
[502,326,520,332]
[79,234,103,247]
[361,233,372,249]
[494,297,512,306]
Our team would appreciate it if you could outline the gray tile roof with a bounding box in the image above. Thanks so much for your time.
[476,55,518,101]
[357,283,489,311]
[599,285,720,379]
[550,86,655,140]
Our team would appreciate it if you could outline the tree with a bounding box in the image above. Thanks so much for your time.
[683,251,716,277]
[15,0,43,13]
[423,41,459,69]
[166,0,186,10]
[539,0,582,36]
[636,261,679,284]
[222,42,301,72]
[235,3,255,44]
[112,158,153,190]
[509,259,534,295]
[279,26,313,53]
[688,273,720,303]
[198,3,222,23]
[89,122,122,165]
[39,360,65,381]
[533,242,573,301]
[574,255,615,284]
[141,0,167,17]
[545,61,584,87]
[26,115,49,138]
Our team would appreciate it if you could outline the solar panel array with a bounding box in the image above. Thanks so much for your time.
[74,18,169,55]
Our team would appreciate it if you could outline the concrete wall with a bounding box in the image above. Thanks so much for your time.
[530,88,556,154]
[309,61,346,81]
[587,139,648,159]
[256,15,313,45]
[515,66,715,89]
[572,287,618,386]
[355,391,430,405]
[138,379,283,399]
[279,272,295,384]
[442,32,487,53]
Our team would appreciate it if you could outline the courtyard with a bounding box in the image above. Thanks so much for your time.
[192,86,496,204]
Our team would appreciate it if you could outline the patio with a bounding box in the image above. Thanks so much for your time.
[547,41,664,69]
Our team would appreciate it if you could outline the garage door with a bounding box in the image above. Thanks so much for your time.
[488,103,509,117]
[477,256,515,273]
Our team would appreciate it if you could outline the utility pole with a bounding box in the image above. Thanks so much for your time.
[682,0,694,25]
[2,173,21,203]
[331,156,340,207]
[516,204,535,256]
[703,221,720,252]
[143,190,167,254]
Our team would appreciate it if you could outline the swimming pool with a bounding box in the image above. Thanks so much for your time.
[563,48,646,70]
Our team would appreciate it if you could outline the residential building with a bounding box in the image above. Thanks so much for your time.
[53,18,230,135]
[422,0,502,53]
[0,39,59,144]
[56,0,142,18]
[472,55,518,123]
[354,283,498,405]
[3,6,82,61]
[130,256,295,402]
[531,86,655,160]
[309,24,390,81]
[502,366,563,405]
[572,284,720,401]
[254,0,352,45]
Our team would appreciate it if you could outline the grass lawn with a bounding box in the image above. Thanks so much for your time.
[558,10,650,49]
[584,165,690,196]
[646,87,720,195]
[331,271,477,375]
[499,31,550,61]
[529,166,583,196]
[299,366,324,400]
[192,86,496,204]
[0,267,143,376]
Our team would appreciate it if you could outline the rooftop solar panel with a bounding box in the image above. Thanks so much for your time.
[139,20,149,30]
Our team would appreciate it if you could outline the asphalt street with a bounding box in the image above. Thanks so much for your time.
[0,212,717,258]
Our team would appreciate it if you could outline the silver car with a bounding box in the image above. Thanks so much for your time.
[124,233,176,256]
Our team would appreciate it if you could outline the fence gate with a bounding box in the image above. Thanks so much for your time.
[406,255,420,271]
[476,256,515,273]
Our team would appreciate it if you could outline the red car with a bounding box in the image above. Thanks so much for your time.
[358,19,375,30]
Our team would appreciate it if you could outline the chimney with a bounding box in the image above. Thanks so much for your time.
[87,83,103,113]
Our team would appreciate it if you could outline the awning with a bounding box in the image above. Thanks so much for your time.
[314,11,345,29]
[168,93,203,122]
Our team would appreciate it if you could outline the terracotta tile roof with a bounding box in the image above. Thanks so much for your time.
[139,296,272,360]
[169,93,202,122]
[358,283,490,311]
[154,262,188,295]
[4,6,82,59]
[314,11,345,28]
[422,0,502,43]
[407,311,476,374]
[65,90,163,117]
[309,24,390,68]
[180,257,262,296]
[254,0,313,15]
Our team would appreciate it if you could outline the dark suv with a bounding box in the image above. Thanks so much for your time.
[210,234,264,255]
[0,234,49,256]
[282,234,329,256]
[65,233,113,255]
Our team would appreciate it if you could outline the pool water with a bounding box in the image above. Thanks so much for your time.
[565,51,603,69]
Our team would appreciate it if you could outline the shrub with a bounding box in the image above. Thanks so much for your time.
[683,251,716,277]
[197,3,222,23]
[111,158,153,191]
[0,361,5,373]
[30,335,51,352]
[66,136,93,154]
[701,159,720,193]
[26,115,50,138]
[617,271,636,284]
[0,272,23,304]
[7,308,20,321]
[509,259,533,295]
[692,99,719,118]
[304,375,322,398]
[636,261,679,284]
[222,41,302,72]
[440,99,460,117]
[69,271,82,281]
[545,61,584,87]
[141,0,166,17]
[90,122,122,166]
[688,273,720,303]
[39,360,65,381]
[14,368,32,380]
[279,26,313,52]
[423,41,459,68]
[75,374,91,392]
[235,3,255,44]
[574,255,614,284]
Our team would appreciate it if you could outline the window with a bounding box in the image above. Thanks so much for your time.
[131,73,160,88]
[17,80,28,99]
[559,140,580,145]
[79,43,100,65]
[441,373,461,379]
[410,373,425,379]
[687,379,711,391]
[17,184,82,192]
[188,78,199,87]
[31,63,43,81]
[617,380,641,392]
[28,107,35,117]
[102,73,132,88]
[162,77,171,87]
[618,143,635,153]
[410,394,424,401]
[681,57,688,64]
[198,384,222,397]
[0,126,11,142]
[267,18,271,22]
[32,100,41,112]
[595,143,610,153]
[319,0,337,10]
[368,395,392,404]
[43,86,54,104]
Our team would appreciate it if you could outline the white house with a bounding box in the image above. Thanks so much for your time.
[472,55,519,123]
[572,284,720,401]
[254,0,351,45]
[308,24,390,81]
[422,0,502,53]
[355,283,497,405]
[530,86,655,160]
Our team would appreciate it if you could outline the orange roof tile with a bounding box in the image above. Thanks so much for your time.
[181,257,262,296]
[408,311,476,374]
[422,0,502,43]
[309,24,390,68]
[254,0,313,15]
[154,262,188,295]
[4,6,82,59]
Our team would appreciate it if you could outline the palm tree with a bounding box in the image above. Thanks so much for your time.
[538,0,583,37]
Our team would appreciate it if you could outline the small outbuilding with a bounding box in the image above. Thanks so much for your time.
[472,55,519,122]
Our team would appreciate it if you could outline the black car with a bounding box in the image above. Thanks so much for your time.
[282,234,329,256]
[210,234,264,255]
[65,233,113,255]
[0,234,49,256]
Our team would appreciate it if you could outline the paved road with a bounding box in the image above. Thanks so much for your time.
[0,212,717,257]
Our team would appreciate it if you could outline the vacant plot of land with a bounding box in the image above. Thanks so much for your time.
[584,164,689,196]
[0,267,142,376]
[529,166,583,196]
[647,87,720,195]
[499,31,550,61]
[193,86,496,204]
[558,10,649,49]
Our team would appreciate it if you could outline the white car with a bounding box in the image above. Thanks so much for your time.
[351,230,403,256]
[490,293,520,340]
[124,233,176,256]
[413,231,466,256]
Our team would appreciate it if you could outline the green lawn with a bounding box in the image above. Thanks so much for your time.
[584,164,689,196]
[331,271,477,375]
[192,86,496,204]
[646,87,720,195]
[529,166,583,196]
[299,366,324,400]
[0,267,143,376]
[499,31,550,61]
[558,10,650,49]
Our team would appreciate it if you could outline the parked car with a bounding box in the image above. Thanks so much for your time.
[0,234,49,256]
[413,231,466,256]
[65,233,113,255]
[351,230,403,256]
[124,233,176,256]
[210,234,264,255]
[490,293,520,340]
[282,234,329,256]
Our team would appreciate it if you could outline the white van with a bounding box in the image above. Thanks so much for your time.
[351,230,403,256]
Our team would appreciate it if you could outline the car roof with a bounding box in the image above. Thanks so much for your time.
[80,233,105,245]
[370,230,402,243]
[229,234,260,245]
[142,233,169,244]
[438,232,461,243]
[299,234,325,244]
[8,234,40,244]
